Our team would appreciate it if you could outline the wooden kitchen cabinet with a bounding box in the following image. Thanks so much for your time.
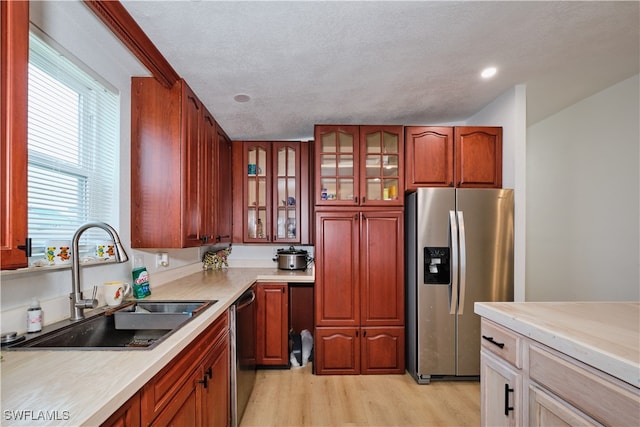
[140,311,229,426]
[101,393,141,427]
[481,349,522,426]
[214,126,233,243]
[131,77,231,248]
[314,125,403,207]
[405,126,502,190]
[233,140,311,244]
[314,326,404,375]
[314,209,404,375]
[200,328,231,427]
[256,282,289,366]
[479,318,640,427]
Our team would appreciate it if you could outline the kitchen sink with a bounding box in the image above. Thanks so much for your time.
[5,300,217,351]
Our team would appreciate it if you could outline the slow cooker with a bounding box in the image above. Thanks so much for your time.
[273,246,312,270]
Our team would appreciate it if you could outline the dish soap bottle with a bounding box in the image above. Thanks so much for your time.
[132,255,152,299]
[27,298,42,333]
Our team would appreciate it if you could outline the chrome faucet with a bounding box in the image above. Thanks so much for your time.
[70,222,129,321]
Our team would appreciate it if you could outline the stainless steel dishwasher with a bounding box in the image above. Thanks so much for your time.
[230,286,256,427]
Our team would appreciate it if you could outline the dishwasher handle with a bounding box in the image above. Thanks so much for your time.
[236,289,256,312]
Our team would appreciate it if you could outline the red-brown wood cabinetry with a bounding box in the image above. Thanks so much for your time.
[131,77,232,248]
[256,282,289,366]
[405,126,502,190]
[140,312,230,426]
[314,125,403,207]
[314,209,404,375]
[1,1,29,269]
[232,140,311,244]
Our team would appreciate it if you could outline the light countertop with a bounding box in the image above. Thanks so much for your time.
[0,267,313,426]
[474,301,640,388]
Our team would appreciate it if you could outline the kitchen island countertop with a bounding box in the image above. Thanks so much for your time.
[474,301,640,388]
[0,267,312,426]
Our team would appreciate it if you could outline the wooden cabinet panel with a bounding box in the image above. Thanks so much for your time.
[404,126,454,189]
[481,319,522,369]
[528,344,639,426]
[215,126,233,243]
[141,312,228,424]
[405,126,502,190]
[201,333,231,427]
[315,125,403,206]
[528,385,602,427]
[314,208,404,375]
[314,327,360,375]
[1,1,30,269]
[314,211,360,327]
[479,316,640,427]
[131,77,232,248]
[480,349,522,427]
[455,127,502,188]
[256,282,289,365]
[316,326,405,375]
[101,393,141,427]
[149,369,200,427]
[235,140,309,243]
[360,211,404,326]
[361,327,405,374]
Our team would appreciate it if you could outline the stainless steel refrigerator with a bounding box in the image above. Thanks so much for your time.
[405,188,514,384]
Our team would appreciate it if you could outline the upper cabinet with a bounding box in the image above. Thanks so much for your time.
[405,126,502,190]
[131,77,231,248]
[315,125,403,207]
[232,140,311,244]
[214,125,233,244]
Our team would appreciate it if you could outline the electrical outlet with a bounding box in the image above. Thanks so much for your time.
[156,252,169,268]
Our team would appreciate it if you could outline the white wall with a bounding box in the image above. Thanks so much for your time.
[466,85,527,301]
[526,74,639,301]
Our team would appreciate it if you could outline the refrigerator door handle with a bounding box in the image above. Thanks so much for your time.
[457,210,467,315]
[449,210,459,315]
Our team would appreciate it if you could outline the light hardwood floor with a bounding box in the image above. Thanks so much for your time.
[240,364,480,427]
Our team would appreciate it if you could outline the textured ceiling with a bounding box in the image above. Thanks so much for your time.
[120,1,639,141]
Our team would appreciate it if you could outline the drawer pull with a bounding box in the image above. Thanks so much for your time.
[482,335,505,348]
[504,384,514,416]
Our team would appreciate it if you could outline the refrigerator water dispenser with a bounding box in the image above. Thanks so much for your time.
[424,247,450,284]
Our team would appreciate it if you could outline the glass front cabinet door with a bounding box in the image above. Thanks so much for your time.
[315,125,359,205]
[360,126,403,206]
[243,141,302,243]
[315,125,403,206]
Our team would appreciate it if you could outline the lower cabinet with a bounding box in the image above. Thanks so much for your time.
[102,311,230,427]
[255,282,289,366]
[480,349,522,426]
[314,326,404,375]
[479,318,640,427]
[101,393,141,427]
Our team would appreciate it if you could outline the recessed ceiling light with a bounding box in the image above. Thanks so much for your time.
[233,94,251,103]
[481,67,497,79]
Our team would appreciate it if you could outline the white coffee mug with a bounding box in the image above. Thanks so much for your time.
[103,281,131,307]
[43,240,72,265]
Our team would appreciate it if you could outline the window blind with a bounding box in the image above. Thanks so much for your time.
[27,31,120,254]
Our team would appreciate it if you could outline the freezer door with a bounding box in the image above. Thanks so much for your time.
[455,189,514,376]
[416,188,456,377]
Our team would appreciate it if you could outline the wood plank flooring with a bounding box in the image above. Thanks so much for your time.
[240,364,480,426]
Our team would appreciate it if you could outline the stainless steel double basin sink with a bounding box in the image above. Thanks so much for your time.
[5,300,217,351]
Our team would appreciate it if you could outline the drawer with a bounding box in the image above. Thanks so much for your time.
[529,343,640,426]
[481,318,522,368]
